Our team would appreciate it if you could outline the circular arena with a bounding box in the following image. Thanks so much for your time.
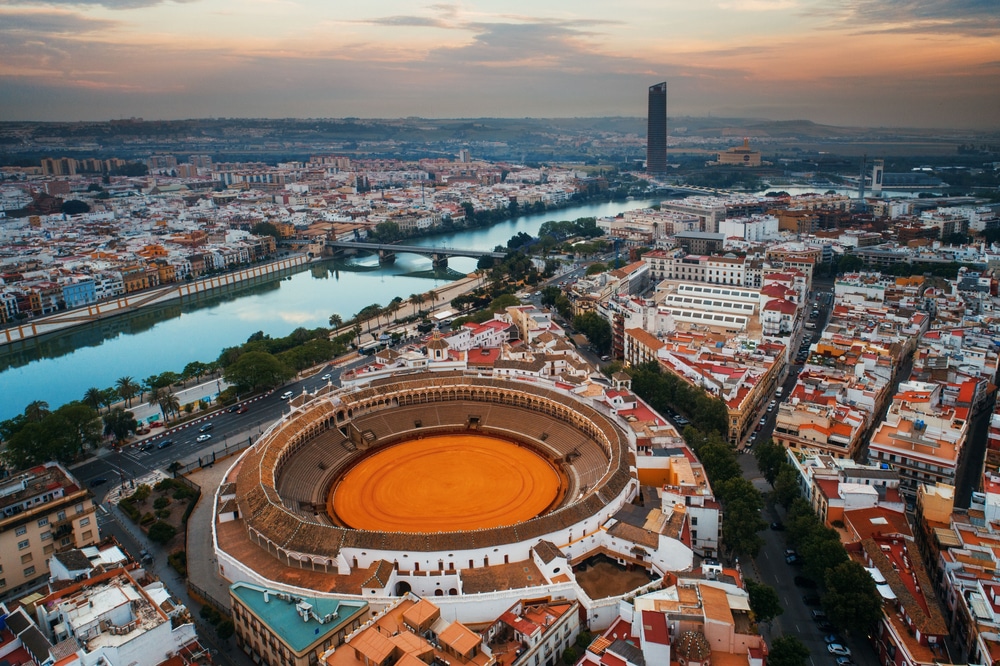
[227,372,636,580]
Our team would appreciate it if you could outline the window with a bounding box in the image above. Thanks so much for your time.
[80,517,90,527]
[21,553,32,564]
[15,525,27,536]
[57,510,66,521]
[0,579,5,588]
[60,537,72,547]
[23,566,35,577]
[43,545,54,555]
[41,531,51,541]
[17,539,29,550]
[75,503,84,514]
[82,530,93,541]
[37,517,48,527]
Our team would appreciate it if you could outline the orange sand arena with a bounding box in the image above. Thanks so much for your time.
[329,434,564,533]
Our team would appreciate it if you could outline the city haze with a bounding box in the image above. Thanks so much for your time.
[1,1,998,128]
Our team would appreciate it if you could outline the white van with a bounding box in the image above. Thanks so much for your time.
[804,322,816,330]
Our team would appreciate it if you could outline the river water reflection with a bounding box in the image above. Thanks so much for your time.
[0,199,659,420]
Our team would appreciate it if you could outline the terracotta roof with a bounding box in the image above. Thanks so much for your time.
[533,540,565,564]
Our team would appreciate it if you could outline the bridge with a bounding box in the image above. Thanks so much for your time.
[325,240,506,268]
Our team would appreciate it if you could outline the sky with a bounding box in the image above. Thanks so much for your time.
[0,0,998,129]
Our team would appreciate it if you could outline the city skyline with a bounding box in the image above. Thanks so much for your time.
[0,1,998,129]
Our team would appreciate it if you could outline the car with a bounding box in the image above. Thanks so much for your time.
[759,417,767,425]
[137,442,152,451]
[321,373,332,380]
[827,644,851,657]
[793,575,815,587]
[280,390,294,400]
[824,634,843,644]
[835,658,855,666]
[199,423,213,432]
[89,477,108,487]
[817,620,835,633]
[801,594,821,606]
[157,439,173,449]
[784,548,797,557]
[600,355,610,362]
[228,405,240,413]
[786,554,803,566]
[196,433,212,442]
[770,521,784,531]
[811,610,828,621]
[236,405,249,414]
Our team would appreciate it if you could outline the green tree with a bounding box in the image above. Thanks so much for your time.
[824,560,882,634]
[800,526,849,582]
[772,464,802,508]
[717,477,766,558]
[250,221,281,243]
[573,312,612,354]
[745,578,783,624]
[409,293,425,316]
[23,400,50,423]
[103,407,138,445]
[61,199,91,215]
[216,619,235,641]
[768,636,810,666]
[181,362,209,383]
[585,262,607,275]
[223,351,293,394]
[328,313,343,330]
[561,646,577,665]
[115,376,140,407]
[83,387,105,412]
[52,403,102,457]
[147,521,177,544]
[753,438,787,486]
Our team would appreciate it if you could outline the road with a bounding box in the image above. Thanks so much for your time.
[739,452,879,666]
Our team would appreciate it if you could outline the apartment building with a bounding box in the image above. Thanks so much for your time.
[230,582,368,666]
[0,462,98,596]
[486,598,581,666]
[869,381,970,499]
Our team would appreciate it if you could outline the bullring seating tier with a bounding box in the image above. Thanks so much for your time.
[234,374,632,563]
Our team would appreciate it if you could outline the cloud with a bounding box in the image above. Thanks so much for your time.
[0,0,196,9]
[0,8,117,34]
[366,15,452,28]
[835,0,1000,36]
[717,0,799,10]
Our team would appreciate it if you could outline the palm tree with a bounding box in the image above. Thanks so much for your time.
[157,390,181,424]
[328,313,343,330]
[24,400,50,423]
[84,387,104,412]
[427,290,438,310]
[409,293,425,316]
[115,376,139,407]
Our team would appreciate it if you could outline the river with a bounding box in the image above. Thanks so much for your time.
[0,199,660,421]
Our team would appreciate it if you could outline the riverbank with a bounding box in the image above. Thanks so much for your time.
[0,254,311,348]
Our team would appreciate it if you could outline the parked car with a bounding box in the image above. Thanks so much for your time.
[811,610,828,621]
[817,620,835,633]
[236,405,249,414]
[827,644,851,657]
[89,478,108,487]
[835,658,855,666]
[801,594,821,606]
[196,433,212,443]
[793,575,815,588]
[770,521,784,531]
[824,634,843,644]
[786,554,803,565]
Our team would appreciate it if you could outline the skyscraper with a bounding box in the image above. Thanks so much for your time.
[647,82,667,173]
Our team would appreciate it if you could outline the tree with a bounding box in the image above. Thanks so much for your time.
[181,362,209,383]
[147,521,177,544]
[115,376,140,407]
[250,221,281,243]
[23,400,50,423]
[753,438,788,486]
[745,578,783,624]
[409,293,425,316]
[717,477,767,558]
[158,391,181,424]
[573,312,612,354]
[53,403,102,457]
[61,200,91,215]
[103,408,139,445]
[824,560,882,634]
[223,351,293,394]
[768,636,810,666]
[328,313,343,330]
[561,646,578,665]
[772,464,802,508]
[216,619,235,641]
[84,387,105,412]
[800,526,849,582]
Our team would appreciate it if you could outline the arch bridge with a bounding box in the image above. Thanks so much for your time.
[325,240,506,268]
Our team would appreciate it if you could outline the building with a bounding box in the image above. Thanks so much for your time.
[714,138,761,167]
[487,598,581,666]
[646,82,667,174]
[0,462,99,596]
[34,566,208,665]
[230,582,369,666]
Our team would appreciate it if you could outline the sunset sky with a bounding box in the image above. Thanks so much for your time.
[1,0,997,128]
